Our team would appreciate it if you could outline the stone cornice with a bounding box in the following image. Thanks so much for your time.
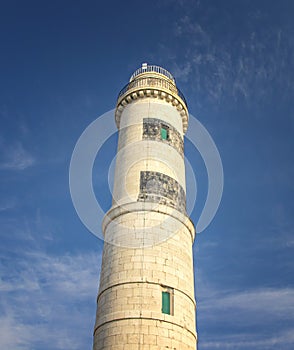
[115,75,189,133]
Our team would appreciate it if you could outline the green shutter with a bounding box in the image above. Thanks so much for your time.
[162,291,170,314]
[161,127,167,140]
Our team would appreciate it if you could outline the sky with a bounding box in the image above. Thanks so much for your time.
[0,0,294,349]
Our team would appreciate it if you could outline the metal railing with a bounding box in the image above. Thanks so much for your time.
[129,65,175,82]
[117,76,187,107]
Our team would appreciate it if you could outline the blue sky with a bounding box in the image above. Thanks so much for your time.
[1,0,294,349]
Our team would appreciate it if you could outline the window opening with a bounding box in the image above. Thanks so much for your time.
[162,291,170,314]
[161,126,168,140]
[161,287,174,315]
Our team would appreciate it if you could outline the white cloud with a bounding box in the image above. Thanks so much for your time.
[0,142,35,170]
[199,287,294,318]
[172,62,192,82]
[200,329,294,349]
[0,249,101,349]
[158,6,294,112]
[0,199,16,211]
[195,271,294,349]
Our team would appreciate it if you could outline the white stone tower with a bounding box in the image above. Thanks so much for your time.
[93,64,197,349]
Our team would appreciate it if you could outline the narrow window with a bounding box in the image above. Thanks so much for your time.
[161,287,174,315]
[162,291,170,314]
[161,127,168,140]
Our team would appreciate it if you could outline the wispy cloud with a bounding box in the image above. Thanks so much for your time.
[200,329,294,349]
[158,3,294,113]
[0,198,16,212]
[0,244,101,349]
[196,270,294,349]
[0,142,35,170]
[199,287,294,318]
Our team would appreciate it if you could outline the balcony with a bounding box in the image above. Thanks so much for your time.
[117,76,187,107]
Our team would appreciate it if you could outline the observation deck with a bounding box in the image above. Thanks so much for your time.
[115,63,189,133]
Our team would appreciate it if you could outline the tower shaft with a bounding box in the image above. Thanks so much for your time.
[93,64,197,349]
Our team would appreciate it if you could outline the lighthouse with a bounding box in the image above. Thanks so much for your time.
[93,64,197,349]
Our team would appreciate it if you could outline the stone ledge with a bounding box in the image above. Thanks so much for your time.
[102,202,195,243]
[93,316,197,341]
[97,280,196,308]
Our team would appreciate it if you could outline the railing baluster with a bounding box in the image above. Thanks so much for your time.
[130,64,175,82]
